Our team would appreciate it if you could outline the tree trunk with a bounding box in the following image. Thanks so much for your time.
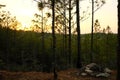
[41,8,45,70]
[52,0,57,79]
[90,0,94,63]
[63,0,68,67]
[68,0,72,67]
[41,9,44,55]
[117,0,120,79]
[76,0,82,68]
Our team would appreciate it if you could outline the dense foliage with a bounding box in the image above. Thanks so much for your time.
[0,25,117,72]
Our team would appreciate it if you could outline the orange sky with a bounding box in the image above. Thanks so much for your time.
[0,0,118,34]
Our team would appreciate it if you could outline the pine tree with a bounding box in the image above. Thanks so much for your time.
[52,0,57,80]
[76,0,82,68]
[90,0,94,63]
[68,0,72,67]
[117,0,120,79]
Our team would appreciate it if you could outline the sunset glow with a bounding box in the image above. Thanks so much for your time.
[0,0,117,34]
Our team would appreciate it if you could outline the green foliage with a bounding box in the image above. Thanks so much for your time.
[0,26,117,71]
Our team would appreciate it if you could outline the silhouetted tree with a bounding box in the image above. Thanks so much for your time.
[68,0,72,67]
[106,25,112,33]
[76,0,82,68]
[52,0,57,80]
[93,19,101,33]
[38,2,45,69]
[87,0,105,63]
[90,0,94,63]
[0,11,16,28]
[63,0,68,66]
[117,0,120,79]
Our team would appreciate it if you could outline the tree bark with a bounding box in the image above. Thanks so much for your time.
[52,0,57,80]
[90,0,94,63]
[63,0,68,67]
[68,0,72,67]
[76,0,82,68]
[117,0,120,79]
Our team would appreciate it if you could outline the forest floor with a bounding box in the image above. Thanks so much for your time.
[0,68,116,80]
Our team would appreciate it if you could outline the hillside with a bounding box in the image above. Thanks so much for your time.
[0,27,117,72]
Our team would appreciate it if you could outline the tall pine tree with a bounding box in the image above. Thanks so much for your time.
[76,0,82,68]
[117,0,120,79]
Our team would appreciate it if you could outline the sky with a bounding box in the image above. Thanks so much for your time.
[80,0,117,34]
[0,0,38,28]
[0,0,118,34]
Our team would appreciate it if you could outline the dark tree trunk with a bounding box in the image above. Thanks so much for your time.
[68,0,72,67]
[52,0,57,80]
[117,0,120,80]
[63,0,68,66]
[90,0,94,63]
[41,9,45,69]
[76,0,82,68]
[41,9,44,55]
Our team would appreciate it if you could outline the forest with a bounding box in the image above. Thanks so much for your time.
[0,25,117,71]
[0,0,120,80]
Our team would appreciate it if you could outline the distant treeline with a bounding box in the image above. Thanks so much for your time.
[0,25,117,72]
